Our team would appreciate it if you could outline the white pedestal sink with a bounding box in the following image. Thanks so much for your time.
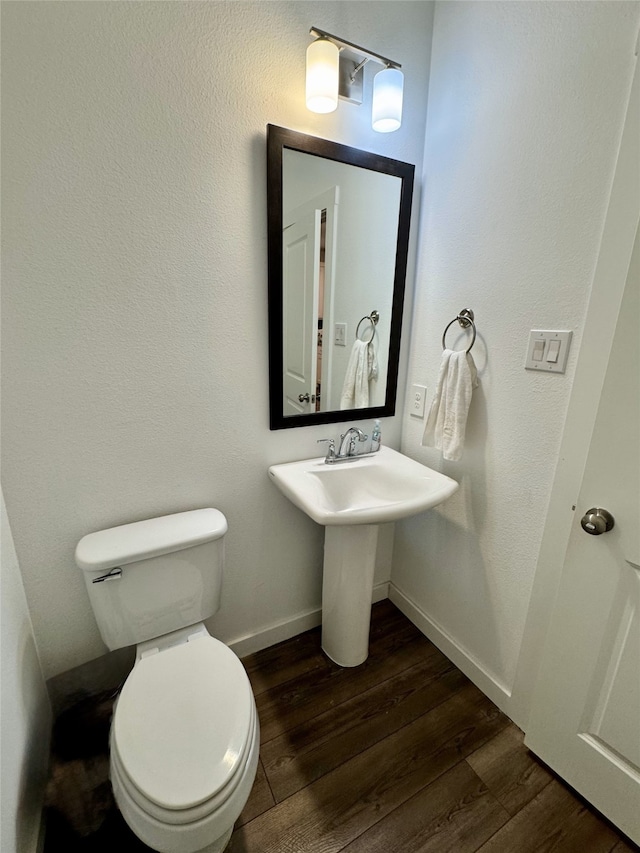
[321,524,379,666]
[268,446,458,667]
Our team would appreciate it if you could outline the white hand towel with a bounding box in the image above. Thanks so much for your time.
[368,335,379,382]
[422,349,478,461]
[340,339,372,409]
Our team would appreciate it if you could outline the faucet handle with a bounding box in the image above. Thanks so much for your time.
[317,438,336,462]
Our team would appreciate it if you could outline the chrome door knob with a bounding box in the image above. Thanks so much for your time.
[298,393,310,403]
[580,508,615,535]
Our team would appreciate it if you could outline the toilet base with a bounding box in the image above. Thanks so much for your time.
[113,809,233,853]
[193,825,233,853]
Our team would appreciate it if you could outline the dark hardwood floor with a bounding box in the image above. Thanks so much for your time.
[44,600,638,853]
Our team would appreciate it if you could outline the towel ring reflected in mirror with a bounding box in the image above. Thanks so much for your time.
[356,310,379,344]
[442,308,477,353]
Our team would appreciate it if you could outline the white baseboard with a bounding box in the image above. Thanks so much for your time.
[389,583,518,723]
[228,581,390,660]
[227,582,519,725]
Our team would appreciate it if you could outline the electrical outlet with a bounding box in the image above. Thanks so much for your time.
[410,384,427,418]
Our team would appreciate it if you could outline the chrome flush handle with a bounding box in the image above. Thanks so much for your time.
[91,567,123,583]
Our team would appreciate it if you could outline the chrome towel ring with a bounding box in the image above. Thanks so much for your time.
[356,310,379,344]
[442,308,476,353]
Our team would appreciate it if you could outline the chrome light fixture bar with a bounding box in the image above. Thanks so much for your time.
[306,27,404,132]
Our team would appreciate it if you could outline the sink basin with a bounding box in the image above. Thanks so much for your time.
[268,446,458,526]
[269,445,458,667]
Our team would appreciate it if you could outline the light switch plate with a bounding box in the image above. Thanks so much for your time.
[334,323,347,347]
[410,384,427,418]
[525,330,573,373]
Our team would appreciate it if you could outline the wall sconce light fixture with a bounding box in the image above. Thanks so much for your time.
[306,27,404,133]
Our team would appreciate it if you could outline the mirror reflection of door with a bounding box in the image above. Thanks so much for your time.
[283,187,339,414]
[315,210,326,412]
[282,208,320,415]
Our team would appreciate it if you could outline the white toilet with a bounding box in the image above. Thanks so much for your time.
[75,508,259,853]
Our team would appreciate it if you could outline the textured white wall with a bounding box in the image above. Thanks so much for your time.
[1,490,51,853]
[1,1,433,679]
[394,1,640,696]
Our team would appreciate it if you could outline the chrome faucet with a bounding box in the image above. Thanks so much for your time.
[318,427,371,464]
[338,427,368,458]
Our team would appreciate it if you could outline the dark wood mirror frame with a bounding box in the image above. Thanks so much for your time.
[267,124,415,430]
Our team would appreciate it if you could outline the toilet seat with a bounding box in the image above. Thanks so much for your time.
[113,634,254,814]
[111,703,257,826]
[111,707,260,853]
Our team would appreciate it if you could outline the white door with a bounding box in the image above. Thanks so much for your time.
[525,223,640,843]
[284,187,339,414]
[282,209,320,415]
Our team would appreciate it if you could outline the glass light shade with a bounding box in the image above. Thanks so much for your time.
[372,67,404,132]
[306,38,339,114]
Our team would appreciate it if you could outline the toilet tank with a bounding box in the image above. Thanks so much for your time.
[75,509,228,651]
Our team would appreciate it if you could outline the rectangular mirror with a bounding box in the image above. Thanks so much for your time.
[267,125,414,430]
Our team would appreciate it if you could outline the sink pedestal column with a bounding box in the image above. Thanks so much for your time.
[321,524,379,667]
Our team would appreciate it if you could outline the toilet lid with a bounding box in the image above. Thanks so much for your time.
[113,635,253,811]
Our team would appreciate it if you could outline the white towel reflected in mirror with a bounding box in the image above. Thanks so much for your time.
[340,339,378,409]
